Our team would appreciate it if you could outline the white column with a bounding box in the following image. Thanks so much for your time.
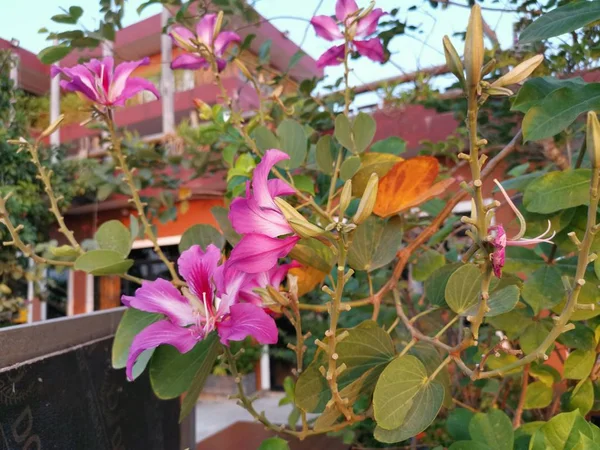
[161,7,175,134]
[26,258,34,323]
[49,57,61,147]
[260,345,271,391]
[9,54,19,87]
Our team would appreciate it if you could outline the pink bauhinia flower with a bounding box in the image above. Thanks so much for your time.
[227,149,300,273]
[488,180,555,278]
[310,0,386,68]
[170,13,241,72]
[51,57,159,107]
[240,262,300,306]
[123,244,278,380]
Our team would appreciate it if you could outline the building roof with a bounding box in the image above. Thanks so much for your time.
[0,38,50,95]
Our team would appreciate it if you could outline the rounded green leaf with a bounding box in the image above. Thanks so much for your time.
[564,349,595,380]
[468,409,513,450]
[445,264,498,315]
[352,112,376,154]
[529,410,598,450]
[521,266,565,314]
[524,381,553,409]
[520,320,552,355]
[568,378,594,416]
[112,308,161,369]
[523,169,592,214]
[74,250,133,275]
[340,156,361,181]
[446,408,475,441]
[449,442,491,450]
[179,224,224,253]
[373,355,429,430]
[316,135,334,174]
[464,285,521,318]
[254,126,280,152]
[276,119,307,169]
[258,437,290,450]
[289,238,335,273]
[370,136,406,155]
[150,332,220,400]
[425,262,463,307]
[95,220,132,257]
[412,249,446,282]
[347,216,403,272]
[38,44,72,64]
[334,114,353,150]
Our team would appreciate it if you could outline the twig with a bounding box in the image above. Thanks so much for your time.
[513,364,530,428]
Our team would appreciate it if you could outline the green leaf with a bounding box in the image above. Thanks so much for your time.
[564,349,595,380]
[557,323,596,351]
[373,356,444,442]
[347,216,403,272]
[289,238,335,273]
[595,257,600,280]
[568,378,595,416]
[445,264,499,315]
[74,250,133,275]
[38,44,72,64]
[412,249,445,282]
[258,39,272,65]
[446,408,474,441]
[334,114,353,151]
[370,136,406,155]
[521,266,565,314]
[530,410,598,450]
[449,442,492,450]
[523,169,592,214]
[95,220,131,257]
[373,354,432,429]
[276,119,307,169]
[530,363,560,387]
[292,175,315,195]
[351,152,401,196]
[512,77,586,114]
[523,83,600,142]
[288,50,304,70]
[340,155,361,181]
[112,308,161,369]
[519,1,600,44]
[254,126,280,152]
[296,321,395,413]
[425,262,463,307]
[487,308,533,340]
[468,409,513,450]
[316,135,334,174]
[554,280,600,321]
[211,206,241,246]
[150,332,219,400]
[504,247,545,275]
[520,320,553,355]
[464,285,521,317]
[352,112,376,153]
[409,342,452,408]
[178,334,221,421]
[179,224,224,253]
[258,437,290,450]
[524,381,553,409]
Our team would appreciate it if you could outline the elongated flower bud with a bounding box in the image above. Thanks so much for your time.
[274,197,305,222]
[491,55,543,88]
[274,198,325,238]
[587,111,600,169]
[39,114,65,139]
[339,180,352,217]
[214,11,224,41]
[443,36,465,87]
[353,173,378,225]
[464,5,483,91]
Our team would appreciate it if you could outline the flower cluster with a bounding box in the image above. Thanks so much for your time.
[123,150,300,380]
[311,0,386,68]
[169,13,241,72]
[51,57,159,107]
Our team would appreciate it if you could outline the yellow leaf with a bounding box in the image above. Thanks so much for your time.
[289,265,327,296]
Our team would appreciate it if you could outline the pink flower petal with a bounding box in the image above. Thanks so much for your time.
[113,77,159,106]
[336,0,359,22]
[229,196,293,238]
[217,303,278,345]
[252,149,291,209]
[126,320,198,380]
[109,57,150,103]
[196,13,217,45]
[268,179,296,198]
[228,234,300,274]
[311,16,344,41]
[121,278,194,327]
[171,53,209,70]
[316,44,346,68]
[353,38,385,63]
[170,26,195,48]
[214,31,241,57]
[356,8,385,37]
[178,244,221,304]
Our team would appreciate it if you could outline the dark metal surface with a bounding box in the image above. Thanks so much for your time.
[0,307,125,370]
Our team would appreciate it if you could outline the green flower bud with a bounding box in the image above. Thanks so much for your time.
[353,173,378,225]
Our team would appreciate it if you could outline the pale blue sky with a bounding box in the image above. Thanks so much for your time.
[0,0,520,99]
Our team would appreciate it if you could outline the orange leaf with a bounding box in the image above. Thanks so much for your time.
[373,156,455,218]
[289,265,327,297]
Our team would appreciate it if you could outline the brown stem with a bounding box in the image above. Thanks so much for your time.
[513,364,530,428]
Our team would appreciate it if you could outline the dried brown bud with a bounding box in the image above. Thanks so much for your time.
[339,179,352,217]
[491,55,544,88]
[39,114,65,140]
[464,5,484,91]
[353,173,378,225]
[442,36,465,87]
[587,111,600,169]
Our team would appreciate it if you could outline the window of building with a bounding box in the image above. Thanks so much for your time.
[45,267,68,319]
